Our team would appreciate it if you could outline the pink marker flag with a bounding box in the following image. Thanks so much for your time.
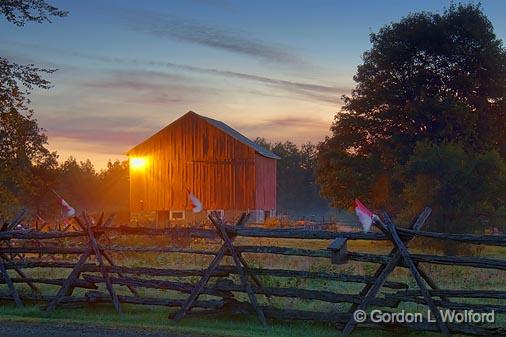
[53,191,76,218]
[60,198,76,217]
[187,189,203,213]
[355,198,376,232]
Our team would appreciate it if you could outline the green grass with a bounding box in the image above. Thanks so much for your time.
[0,302,441,337]
[1,234,504,336]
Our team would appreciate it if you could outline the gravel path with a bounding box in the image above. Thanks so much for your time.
[0,320,206,337]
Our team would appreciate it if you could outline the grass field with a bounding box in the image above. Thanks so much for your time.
[0,233,504,336]
[0,303,443,337]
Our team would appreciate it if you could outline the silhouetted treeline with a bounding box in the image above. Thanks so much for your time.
[0,156,129,222]
[254,138,330,216]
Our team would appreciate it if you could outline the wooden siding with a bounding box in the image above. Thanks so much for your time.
[255,154,276,210]
[129,112,275,212]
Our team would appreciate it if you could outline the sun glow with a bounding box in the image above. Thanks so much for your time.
[130,157,147,170]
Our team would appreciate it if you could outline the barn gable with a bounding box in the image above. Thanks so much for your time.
[127,111,277,224]
[127,111,280,160]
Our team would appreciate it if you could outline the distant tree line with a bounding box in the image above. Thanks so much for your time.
[254,138,330,216]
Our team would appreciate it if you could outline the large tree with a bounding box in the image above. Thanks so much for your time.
[0,1,66,218]
[317,4,506,231]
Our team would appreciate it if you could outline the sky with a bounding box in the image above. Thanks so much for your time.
[2,0,506,169]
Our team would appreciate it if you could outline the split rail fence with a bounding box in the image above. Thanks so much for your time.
[0,209,505,336]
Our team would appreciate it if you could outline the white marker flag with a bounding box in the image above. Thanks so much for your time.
[355,198,376,232]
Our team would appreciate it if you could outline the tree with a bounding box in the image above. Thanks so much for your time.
[255,138,329,215]
[398,142,506,233]
[56,157,99,213]
[317,4,506,230]
[0,0,67,26]
[0,1,66,218]
[97,160,129,217]
[0,58,58,218]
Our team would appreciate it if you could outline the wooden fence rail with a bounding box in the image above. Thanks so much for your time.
[0,210,504,336]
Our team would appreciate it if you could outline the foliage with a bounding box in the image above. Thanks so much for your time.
[0,58,58,219]
[398,141,506,233]
[0,0,66,220]
[255,138,329,215]
[0,0,67,26]
[317,4,506,231]
[52,158,130,220]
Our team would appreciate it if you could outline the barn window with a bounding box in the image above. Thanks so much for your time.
[170,211,185,220]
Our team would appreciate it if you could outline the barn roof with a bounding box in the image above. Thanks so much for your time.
[128,111,281,160]
[201,115,280,160]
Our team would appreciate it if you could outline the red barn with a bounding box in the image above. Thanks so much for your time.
[127,111,279,225]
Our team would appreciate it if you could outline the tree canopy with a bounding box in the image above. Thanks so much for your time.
[317,4,506,232]
[0,0,67,26]
[0,0,66,218]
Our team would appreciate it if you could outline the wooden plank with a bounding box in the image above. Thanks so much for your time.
[7,209,26,230]
[0,212,40,294]
[416,264,449,302]
[0,230,87,240]
[93,213,138,297]
[0,277,97,289]
[82,274,232,298]
[10,265,40,293]
[1,245,504,271]
[238,254,272,299]
[213,214,267,326]
[0,258,22,307]
[393,289,506,299]
[4,224,501,247]
[0,291,224,309]
[347,208,431,314]
[172,244,228,321]
[84,214,121,313]
[3,260,407,289]
[173,212,250,322]
[102,251,139,296]
[382,214,450,337]
[215,266,408,289]
[0,252,39,293]
[342,208,431,336]
[45,248,92,312]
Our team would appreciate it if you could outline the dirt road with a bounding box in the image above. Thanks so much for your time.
[0,320,206,337]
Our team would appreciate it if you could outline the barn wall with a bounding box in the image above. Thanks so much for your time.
[129,112,258,212]
[254,154,277,210]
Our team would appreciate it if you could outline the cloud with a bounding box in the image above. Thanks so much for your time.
[5,42,348,104]
[236,116,331,134]
[227,116,332,145]
[91,58,345,103]
[81,70,218,105]
[41,114,151,154]
[36,69,221,155]
[120,10,303,65]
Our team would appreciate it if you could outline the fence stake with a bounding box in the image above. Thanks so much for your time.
[173,212,268,326]
[382,213,450,336]
[342,208,446,336]
[0,257,22,307]
[214,215,267,326]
